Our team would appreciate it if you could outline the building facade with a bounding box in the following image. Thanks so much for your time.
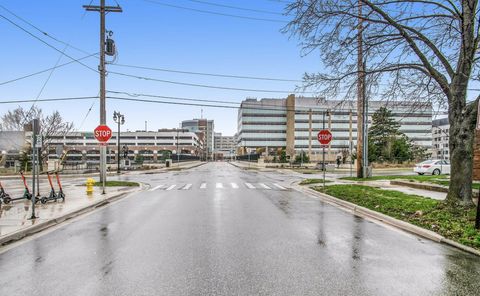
[432,118,449,160]
[181,119,214,159]
[47,129,203,165]
[237,95,432,161]
[214,132,236,159]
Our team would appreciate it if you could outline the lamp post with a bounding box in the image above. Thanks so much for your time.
[113,111,125,174]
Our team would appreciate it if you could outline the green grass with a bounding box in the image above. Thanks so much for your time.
[340,175,448,182]
[293,169,319,174]
[299,179,333,185]
[314,184,480,250]
[92,181,139,187]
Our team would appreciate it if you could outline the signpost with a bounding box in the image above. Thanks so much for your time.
[317,129,333,188]
[94,125,112,194]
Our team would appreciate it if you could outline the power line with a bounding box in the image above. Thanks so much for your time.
[0,4,91,56]
[0,53,98,86]
[0,13,98,73]
[0,96,100,105]
[107,90,241,105]
[110,63,302,82]
[185,0,283,15]
[108,71,314,94]
[143,0,287,23]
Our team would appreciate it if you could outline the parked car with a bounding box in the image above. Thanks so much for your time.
[413,159,450,175]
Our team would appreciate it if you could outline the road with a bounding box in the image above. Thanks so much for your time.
[0,162,479,295]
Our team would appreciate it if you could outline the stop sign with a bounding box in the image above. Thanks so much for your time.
[317,130,332,145]
[94,125,112,143]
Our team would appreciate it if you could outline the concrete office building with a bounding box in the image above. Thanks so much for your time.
[237,95,432,161]
[181,119,214,159]
[432,118,450,160]
[214,133,236,159]
[46,129,203,165]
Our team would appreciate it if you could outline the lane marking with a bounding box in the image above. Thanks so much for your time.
[259,183,271,189]
[149,185,165,191]
[273,183,287,190]
[231,183,239,189]
[245,183,255,189]
[182,184,192,190]
[216,183,223,189]
[200,183,207,189]
[166,185,176,191]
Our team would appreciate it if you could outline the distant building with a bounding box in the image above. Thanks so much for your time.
[46,129,203,165]
[237,95,432,161]
[0,131,25,167]
[214,132,236,159]
[181,119,214,159]
[432,118,449,160]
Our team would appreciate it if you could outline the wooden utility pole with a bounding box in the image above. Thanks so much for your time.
[308,108,312,161]
[327,111,332,161]
[356,0,365,178]
[83,1,122,192]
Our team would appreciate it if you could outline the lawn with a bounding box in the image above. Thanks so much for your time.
[313,184,480,250]
[299,179,333,185]
[340,175,480,189]
[92,181,139,187]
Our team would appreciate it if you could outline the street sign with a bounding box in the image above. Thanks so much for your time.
[317,130,333,145]
[94,125,112,143]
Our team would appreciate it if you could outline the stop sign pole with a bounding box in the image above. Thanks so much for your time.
[94,125,113,194]
[317,111,333,188]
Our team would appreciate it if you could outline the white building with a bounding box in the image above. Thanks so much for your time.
[432,118,449,160]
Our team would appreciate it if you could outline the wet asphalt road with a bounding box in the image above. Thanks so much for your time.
[1,162,480,296]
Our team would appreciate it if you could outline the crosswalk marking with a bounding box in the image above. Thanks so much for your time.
[200,183,207,189]
[166,185,176,191]
[216,183,223,189]
[149,185,165,191]
[182,184,192,190]
[231,183,238,189]
[273,183,287,190]
[245,183,255,189]
[259,183,271,189]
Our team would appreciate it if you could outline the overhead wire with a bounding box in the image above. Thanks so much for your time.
[110,63,302,82]
[0,96,100,105]
[185,0,284,15]
[143,0,288,23]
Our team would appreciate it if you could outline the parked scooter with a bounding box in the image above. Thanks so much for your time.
[2,171,33,204]
[0,181,10,205]
[40,172,65,204]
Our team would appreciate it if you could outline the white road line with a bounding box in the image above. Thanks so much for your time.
[273,183,287,190]
[200,183,207,189]
[216,183,223,189]
[149,185,165,191]
[245,183,255,189]
[259,183,271,189]
[231,183,239,189]
[166,185,176,191]
[182,184,192,190]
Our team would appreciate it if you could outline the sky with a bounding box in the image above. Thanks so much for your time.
[0,0,322,136]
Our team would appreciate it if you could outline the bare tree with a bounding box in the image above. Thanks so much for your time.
[284,0,480,206]
[1,106,73,167]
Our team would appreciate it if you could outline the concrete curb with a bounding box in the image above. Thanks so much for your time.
[390,180,448,193]
[295,184,480,257]
[0,184,146,246]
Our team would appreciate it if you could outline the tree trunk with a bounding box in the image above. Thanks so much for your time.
[446,94,478,206]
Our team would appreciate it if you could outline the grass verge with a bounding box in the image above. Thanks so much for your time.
[312,184,480,250]
[340,175,480,190]
[299,179,333,185]
[92,181,139,187]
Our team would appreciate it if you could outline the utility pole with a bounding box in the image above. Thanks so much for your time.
[308,108,312,161]
[84,0,122,185]
[356,0,366,178]
[113,111,124,174]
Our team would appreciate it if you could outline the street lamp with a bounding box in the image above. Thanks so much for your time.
[113,111,125,174]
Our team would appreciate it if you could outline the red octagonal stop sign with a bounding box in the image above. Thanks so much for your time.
[317,130,332,145]
[94,125,112,143]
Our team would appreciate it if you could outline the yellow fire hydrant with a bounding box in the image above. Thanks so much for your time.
[86,178,95,195]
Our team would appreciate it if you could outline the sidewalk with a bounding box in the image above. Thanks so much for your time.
[0,182,143,245]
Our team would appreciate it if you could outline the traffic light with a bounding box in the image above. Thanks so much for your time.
[122,145,128,159]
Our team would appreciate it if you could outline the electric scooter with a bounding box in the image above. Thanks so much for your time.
[0,181,10,205]
[40,172,65,204]
[55,172,65,201]
[2,171,33,204]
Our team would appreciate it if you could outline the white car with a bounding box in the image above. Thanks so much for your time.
[413,160,450,175]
